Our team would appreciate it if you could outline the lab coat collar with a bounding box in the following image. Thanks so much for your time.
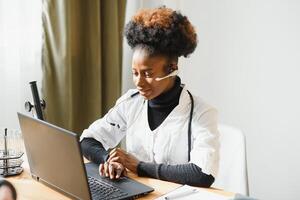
[145,84,191,121]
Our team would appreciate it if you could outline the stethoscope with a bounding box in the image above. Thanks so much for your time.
[106,71,194,161]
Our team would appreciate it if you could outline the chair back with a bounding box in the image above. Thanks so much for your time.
[212,124,249,195]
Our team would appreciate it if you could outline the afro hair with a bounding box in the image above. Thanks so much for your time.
[124,7,198,58]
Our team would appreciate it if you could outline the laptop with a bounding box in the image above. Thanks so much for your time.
[17,113,154,200]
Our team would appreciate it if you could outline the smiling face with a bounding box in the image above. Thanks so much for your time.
[131,47,178,100]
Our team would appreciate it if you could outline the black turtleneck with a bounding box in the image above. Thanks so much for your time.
[80,76,215,187]
[148,76,182,130]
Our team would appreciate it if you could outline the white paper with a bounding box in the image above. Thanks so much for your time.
[155,185,232,200]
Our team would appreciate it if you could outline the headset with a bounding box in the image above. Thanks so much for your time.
[155,69,179,81]
[106,68,194,161]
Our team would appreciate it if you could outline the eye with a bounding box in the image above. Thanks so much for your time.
[144,71,153,78]
[132,71,138,77]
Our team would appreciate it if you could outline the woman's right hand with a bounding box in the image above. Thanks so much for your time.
[99,161,127,179]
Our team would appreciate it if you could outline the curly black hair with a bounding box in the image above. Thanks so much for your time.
[124,7,197,58]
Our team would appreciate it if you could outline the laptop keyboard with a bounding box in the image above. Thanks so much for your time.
[88,176,128,200]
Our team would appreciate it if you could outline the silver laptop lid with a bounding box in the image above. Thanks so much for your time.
[18,113,91,200]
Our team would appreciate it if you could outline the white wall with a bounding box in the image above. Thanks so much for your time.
[0,0,42,130]
[123,1,300,199]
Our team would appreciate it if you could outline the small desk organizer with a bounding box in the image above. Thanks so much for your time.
[0,128,24,177]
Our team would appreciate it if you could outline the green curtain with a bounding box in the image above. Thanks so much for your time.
[42,0,126,134]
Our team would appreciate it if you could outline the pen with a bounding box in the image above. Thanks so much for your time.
[164,188,198,200]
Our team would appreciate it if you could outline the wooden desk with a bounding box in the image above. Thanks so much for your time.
[6,161,234,200]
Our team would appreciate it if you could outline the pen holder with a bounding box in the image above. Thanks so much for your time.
[0,128,24,177]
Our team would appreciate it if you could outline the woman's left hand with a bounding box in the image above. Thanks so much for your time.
[107,148,139,174]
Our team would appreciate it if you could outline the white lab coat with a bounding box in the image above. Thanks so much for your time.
[80,85,220,177]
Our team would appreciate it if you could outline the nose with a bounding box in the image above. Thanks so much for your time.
[134,74,146,88]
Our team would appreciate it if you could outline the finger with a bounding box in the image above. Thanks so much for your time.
[108,163,115,179]
[108,151,117,158]
[109,148,117,156]
[110,162,123,179]
[109,156,121,163]
[109,148,124,156]
[100,163,105,175]
[107,151,121,163]
[116,167,122,179]
[99,164,104,176]
[104,162,109,177]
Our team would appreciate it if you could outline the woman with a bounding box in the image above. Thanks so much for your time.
[81,7,219,187]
